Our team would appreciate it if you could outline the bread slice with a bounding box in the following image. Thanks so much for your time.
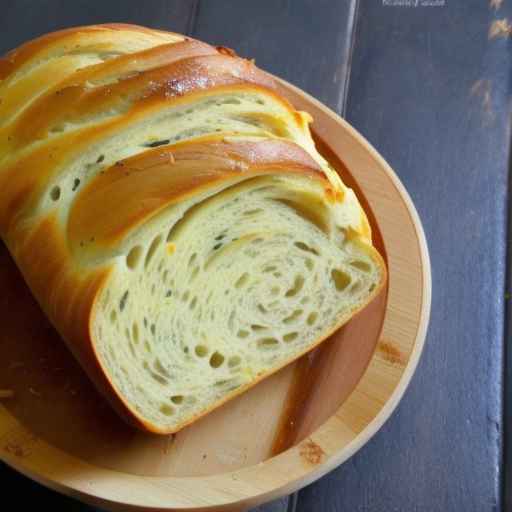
[0,24,386,433]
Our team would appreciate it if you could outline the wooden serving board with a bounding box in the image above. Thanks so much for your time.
[0,79,431,511]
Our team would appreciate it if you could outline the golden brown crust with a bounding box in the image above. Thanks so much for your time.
[3,53,278,150]
[0,78,300,236]
[0,39,217,130]
[0,23,179,80]
[68,137,326,254]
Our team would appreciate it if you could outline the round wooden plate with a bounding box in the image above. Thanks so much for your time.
[0,79,431,511]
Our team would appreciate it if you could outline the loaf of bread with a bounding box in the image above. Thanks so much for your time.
[0,24,386,433]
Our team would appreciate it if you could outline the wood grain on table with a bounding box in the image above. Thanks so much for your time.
[0,1,510,511]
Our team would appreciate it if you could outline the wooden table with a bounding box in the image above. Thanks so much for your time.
[1,1,509,510]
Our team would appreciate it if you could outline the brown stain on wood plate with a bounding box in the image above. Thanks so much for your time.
[377,340,407,366]
[299,439,326,466]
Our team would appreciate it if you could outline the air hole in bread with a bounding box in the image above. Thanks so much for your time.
[150,323,156,336]
[223,98,242,105]
[50,186,61,201]
[191,266,200,280]
[305,258,314,271]
[274,272,282,278]
[160,404,174,416]
[209,352,225,368]
[126,246,143,269]
[307,312,318,326]
[154,358,171,378]
[294,241,319,256]
[182,290,190,302]
[283,309,303,324]
[228,356,241,367]
[331,269,351,292]
[195,344,209,357]
[119,291,129,311]
[243,209,263,216]
[257,337,279,349]
[110,310,117,324]
[171,395,184,405]
[251,324,266,331]
[72,178,81,191]
[237,330,249,339]
[350,260,372,273]
[285,276,305,297]
[132,322,139,344]
[128,341,136,357]
[349,281,362,294]
[283,332,298,343]
[144,340,152,353]
[189,297,197,310]
[188,253,197,267]
[235,273,249,289]
[270,286,280,296]
[145,235,163,268]
[163,270,169,282]
[257,304,267,314]
[263,266,277,273]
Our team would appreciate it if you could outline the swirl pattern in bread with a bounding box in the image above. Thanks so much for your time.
[0,24,386,433]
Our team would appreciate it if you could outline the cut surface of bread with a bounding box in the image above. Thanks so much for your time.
[0,25,386,433]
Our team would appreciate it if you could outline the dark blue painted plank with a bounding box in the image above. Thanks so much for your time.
[191,0,357,112]
[0,0,198,55]
[297,2,511,511]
